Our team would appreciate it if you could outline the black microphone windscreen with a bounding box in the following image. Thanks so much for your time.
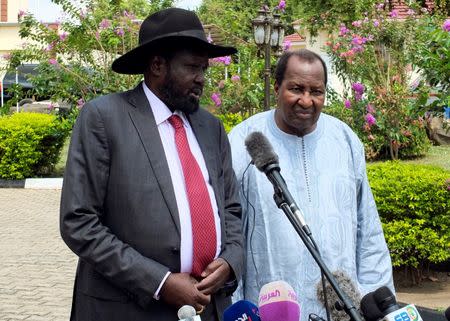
[316,270,362,321]
[245,131,279,171]
[373,286,397,313]
[360,292,384,321]
[444,306,450,321]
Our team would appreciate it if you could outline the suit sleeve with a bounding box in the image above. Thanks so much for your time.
[216,119,245,283]
[60,101,170,308]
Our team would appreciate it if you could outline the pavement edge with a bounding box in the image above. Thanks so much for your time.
[0,178,63,189]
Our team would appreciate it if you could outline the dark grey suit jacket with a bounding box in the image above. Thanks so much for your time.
[60,83,244,321]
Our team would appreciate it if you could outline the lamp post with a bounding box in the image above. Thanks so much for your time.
[252,7,285,111]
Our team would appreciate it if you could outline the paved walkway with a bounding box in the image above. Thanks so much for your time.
[0,189,76,321]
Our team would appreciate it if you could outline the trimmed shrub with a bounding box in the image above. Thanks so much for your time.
[0,113,71,179]
[367,161,450,281]
[368,162,450,223]
[382,219,450,269]
[217,113,245,133]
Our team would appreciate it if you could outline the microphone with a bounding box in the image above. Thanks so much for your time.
[244,131,279,171]
[367,287,423,321]
[445,306,450,321]
[223,300,261,321]
[373,287,398,315]
[178,305,201,321]
[244,131,310,234]
[258,280,300,321]
[360,292,383,321]
[316,270,362,321]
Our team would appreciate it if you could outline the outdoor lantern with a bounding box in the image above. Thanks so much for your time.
[252,10,267,45]
[270,13,281,47]
[263,14,271,45]
[251,6,286,111]
[277,23,285,48]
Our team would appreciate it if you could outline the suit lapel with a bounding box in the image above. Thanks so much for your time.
[126,84,181,236]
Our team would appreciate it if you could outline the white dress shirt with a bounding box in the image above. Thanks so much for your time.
[142,82,221,298]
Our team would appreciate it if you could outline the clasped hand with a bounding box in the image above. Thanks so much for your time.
[160,258,231,311]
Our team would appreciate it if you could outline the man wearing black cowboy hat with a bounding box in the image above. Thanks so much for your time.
[60,7,244,321]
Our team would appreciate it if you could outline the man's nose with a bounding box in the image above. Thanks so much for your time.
[297,92,313,108]
[194,70,205,85]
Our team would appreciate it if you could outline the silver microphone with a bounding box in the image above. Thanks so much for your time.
[177,305,202,321]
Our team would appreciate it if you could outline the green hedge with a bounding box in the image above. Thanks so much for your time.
[367,162,450,270]
[0,113,71,179]
[217,112,245,133]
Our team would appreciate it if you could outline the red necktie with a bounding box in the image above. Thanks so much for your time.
[168,115,217,277]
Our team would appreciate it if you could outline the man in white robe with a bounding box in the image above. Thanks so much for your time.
[228,49,394,321]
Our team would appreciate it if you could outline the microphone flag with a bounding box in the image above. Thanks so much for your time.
[383,304,423,321]
[223,300,260,321]
[258,280,300,321]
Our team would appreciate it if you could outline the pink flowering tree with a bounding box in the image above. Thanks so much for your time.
[197,0,299,123]
[325,3,431,160]
[198,1,292,128]
[201,44,268,119]
[2,0,172,117]
[293,0,378,37]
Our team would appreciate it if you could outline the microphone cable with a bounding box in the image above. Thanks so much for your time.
[311,237,331,321]
[240,161,261,290]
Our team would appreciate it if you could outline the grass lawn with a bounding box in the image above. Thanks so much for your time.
[53,137,70,177]
[366,145,450,171]
[401,145,450,171]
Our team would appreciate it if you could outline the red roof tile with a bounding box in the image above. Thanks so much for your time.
[283,33,304,42]
[390,0,435,18]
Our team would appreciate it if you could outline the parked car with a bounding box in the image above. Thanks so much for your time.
[1,64,39,104]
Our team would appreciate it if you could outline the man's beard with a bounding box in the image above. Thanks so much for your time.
[160,73,201,115]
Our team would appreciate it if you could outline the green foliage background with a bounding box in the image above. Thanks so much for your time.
[324,7,435,160]
[0,113,71,179]
[2,0,174,115]
[413,14,450,111]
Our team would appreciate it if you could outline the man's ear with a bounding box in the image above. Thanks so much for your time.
[148,55,167,77]
[274,82,279,97]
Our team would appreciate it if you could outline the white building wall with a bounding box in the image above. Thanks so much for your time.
[5,0,28,23]
[303,30,346,97]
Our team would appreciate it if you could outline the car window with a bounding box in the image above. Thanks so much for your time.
[2,64,39,89]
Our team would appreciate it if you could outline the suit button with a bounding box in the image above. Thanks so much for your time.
[171,247,180,254]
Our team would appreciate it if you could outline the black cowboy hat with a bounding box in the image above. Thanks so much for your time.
[112,7,237,74]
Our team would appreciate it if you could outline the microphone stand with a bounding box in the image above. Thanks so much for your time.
[272,187,363,321]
